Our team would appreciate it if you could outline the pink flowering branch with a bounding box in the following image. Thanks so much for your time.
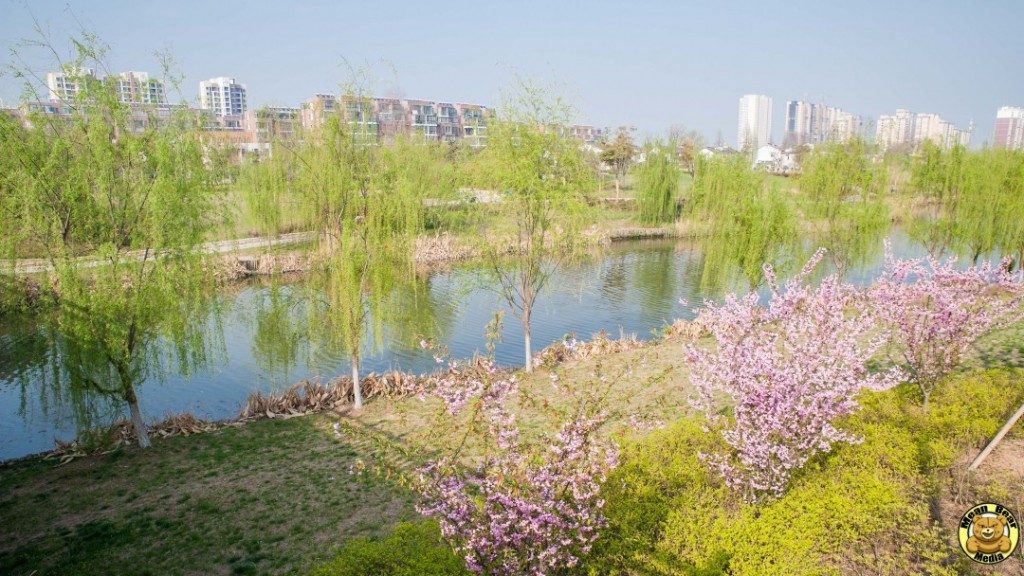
[869,241,1024,407]
[686,248,902,501]
[414,331,618,575]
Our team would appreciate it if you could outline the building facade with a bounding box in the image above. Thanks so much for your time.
[45,68,97,101]
[738,94,773,151]
[784,100,862,146]
[993,106,1024,150]
[112,71,167,105]
[199,77,248,117]
[875,109,970,151]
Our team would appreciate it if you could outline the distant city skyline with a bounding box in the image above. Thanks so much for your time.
[1,0,1022,147]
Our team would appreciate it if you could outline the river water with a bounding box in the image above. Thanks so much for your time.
[0,234,939,461]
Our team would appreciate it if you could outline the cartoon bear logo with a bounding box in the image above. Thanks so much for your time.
[958,503,1019,564]
[967,514,1011,555]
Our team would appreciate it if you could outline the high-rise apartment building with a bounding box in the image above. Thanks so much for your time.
[875,109,915,150]
[993,106,1024,150]
[45,67,97,101]
[199,77,248,117]
[784,100,862,145]
[112,71,167,105]
[876,109,970,151]
[784,100,815,146]
[738,94,773,151]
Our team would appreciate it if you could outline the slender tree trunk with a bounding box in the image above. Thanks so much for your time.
[969,400,1024,471]
[351,354,363,409]
[614,175,620,200]
[522,306,533,373]
[123,384,151,448]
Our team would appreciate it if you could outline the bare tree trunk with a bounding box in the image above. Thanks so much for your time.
[124,384,151,448]
[522,306,533,373]
[969,400,1024,471]
[614,176,620,200]
[351,354,363,409]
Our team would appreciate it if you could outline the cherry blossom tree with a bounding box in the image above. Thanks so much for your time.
[415,333,618,575]
[686,249,902,501]
[869,242,1024,408]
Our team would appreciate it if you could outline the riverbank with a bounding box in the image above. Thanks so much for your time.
[0,333,692,576]
[1,332,1022,576]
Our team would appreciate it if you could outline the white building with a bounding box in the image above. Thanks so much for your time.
[752,144,799,174]
[45,67,97,101]
[738,94,773,151]
[994,107,1024,150]
[113,71,167,105]
[785,100,862,145]
[875,109,915,150]
[876,109,970,151]
[199,77,248,117]
[913,113,971,149]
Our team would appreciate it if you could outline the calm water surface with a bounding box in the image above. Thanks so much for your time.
[0,234,939,460]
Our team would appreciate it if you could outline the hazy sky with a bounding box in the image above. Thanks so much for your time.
[1,0,1021,146]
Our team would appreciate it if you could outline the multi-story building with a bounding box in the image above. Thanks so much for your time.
[912,113,971,149]
[738,94,773,151]
[784,100,815,146]
[875,109,916,150]
[45,68,97,101]
[374,98,407,141]
[876,109,970,151]
[405,99,439,141]
[199,77,248,117]
[455,103,488,147]
[566,125,608,145]
[112,71,167,105]
[436,103,461,142]
[300,94,339,131]
[785,100,863,146]
[993,106,1024,150]
[264,92,496,149]
[243,106,300,143]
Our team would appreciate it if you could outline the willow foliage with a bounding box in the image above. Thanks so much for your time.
[249,109,428,406]
[798,139,889,275]
[909,143,1024,263]
[686,155,798,291]
[635,145,680,224]
[0,37,223,446]
[472,85,595,371]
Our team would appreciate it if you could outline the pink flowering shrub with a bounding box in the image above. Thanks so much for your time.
[869,243,1024,407]
[686,249,902,501]
[415,344,618,575]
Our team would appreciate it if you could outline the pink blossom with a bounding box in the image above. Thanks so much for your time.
[868,242,1024,406]
[687,248,902,501]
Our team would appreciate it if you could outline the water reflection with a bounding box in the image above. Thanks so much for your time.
[0,232,951,460]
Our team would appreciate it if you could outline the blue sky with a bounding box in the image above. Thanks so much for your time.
[1,0,1021,146]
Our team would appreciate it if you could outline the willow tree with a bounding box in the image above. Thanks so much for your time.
[798,138,889,275]
[258,105,425,407]
[685,155,798,291]
[474,89,594,372]
[0,38,221,447]
[909,145,1024,263]
[634,143,680,224]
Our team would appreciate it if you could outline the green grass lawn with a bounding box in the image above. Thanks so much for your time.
[0,339,692,576]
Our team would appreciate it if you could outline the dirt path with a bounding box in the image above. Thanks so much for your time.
[4,231,315,274]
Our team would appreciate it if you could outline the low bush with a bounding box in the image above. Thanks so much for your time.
[583,369,1024,576]
[310,521,467,576]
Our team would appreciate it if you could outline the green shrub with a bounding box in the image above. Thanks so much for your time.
[585,369,1024,576]
[311,521,467,576]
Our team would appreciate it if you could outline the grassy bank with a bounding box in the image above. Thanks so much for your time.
[0,338,690,576]
[2,325,1023,576]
